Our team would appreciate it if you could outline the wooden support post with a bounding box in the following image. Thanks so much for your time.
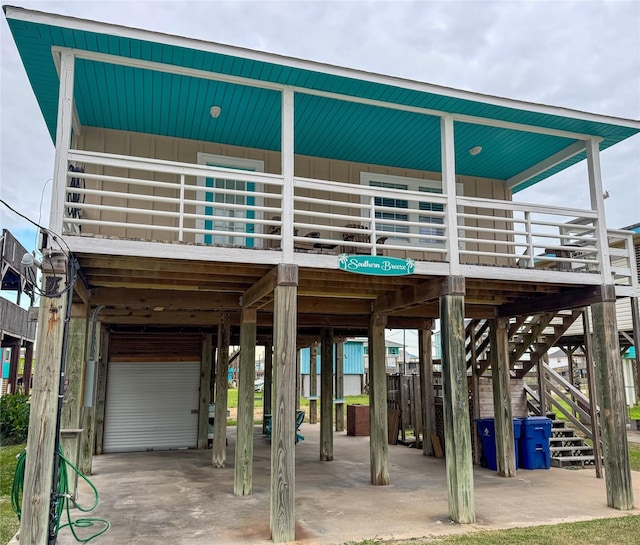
[20,274,69,545]
[469,322,482,465]
[197,334,213,450]
[537,357,547,417]
[582,310,603,479]
[79,319,102,476]
[270,265,297,543]
[60,303,89,497]
[592,299,634,510]
[309,342,318,424]
[8,340,20,394]
[631,297,640,399]
[441,294,475,523]
[490,318,516,477]
[263,341,273,435]
[23,341,34,396]
[212,316,230,468]
[94,326,109,456]
[320,327,334,461]
[335,340,345,432]
[369,313,389,485]
[419,328,435,456]
[235,308,257,496]
[296,348,301,412]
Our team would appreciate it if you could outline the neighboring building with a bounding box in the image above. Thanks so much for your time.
[5,6,639,541]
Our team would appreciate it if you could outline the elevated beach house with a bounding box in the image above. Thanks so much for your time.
[4,6,638,544]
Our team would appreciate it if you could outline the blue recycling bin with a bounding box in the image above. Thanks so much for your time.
[519,416,552,469]
[477,418,521,471]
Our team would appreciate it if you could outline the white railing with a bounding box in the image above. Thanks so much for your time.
[293,176,448,256]
[456,196,601,271]
[60,149,639,290]
[64,150,284,247]
[606,229,637,290]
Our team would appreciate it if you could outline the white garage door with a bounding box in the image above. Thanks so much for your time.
[103,361,200,453]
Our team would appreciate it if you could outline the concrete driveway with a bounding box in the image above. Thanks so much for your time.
[52,425,639,545]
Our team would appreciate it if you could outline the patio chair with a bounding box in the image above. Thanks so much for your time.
[264,410,305,444]
[342,224,388,254]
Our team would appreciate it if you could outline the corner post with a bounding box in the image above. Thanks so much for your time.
[19,271,69,545]
[270,265,298,543]
[235,308,257,495]
[369,313,390,485]
[585,138,612,283]
[441,115,460,275]
[281,87,295,262]
[50,49,76,236]
[490,318,516,477]
[320,327,334,461]
[592,290,634,510]
[263,340,273,435]
[440,285,475,523]
[212,315,230,468]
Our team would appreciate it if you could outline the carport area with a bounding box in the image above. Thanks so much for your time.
[57,426,640,545]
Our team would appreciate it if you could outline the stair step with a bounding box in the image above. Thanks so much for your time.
[550,455,596,468]
[550,446,593,453]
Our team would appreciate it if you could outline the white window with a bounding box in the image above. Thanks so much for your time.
[360,172,462,248]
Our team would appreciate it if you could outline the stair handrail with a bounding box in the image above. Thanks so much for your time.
[523,382,541,416]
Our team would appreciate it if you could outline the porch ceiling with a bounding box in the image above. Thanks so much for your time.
[6,7,640,192]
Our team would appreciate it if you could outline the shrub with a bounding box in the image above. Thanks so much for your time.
[0,393,30,445]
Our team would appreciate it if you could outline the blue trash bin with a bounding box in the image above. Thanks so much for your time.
[477,418,521,471]
[519,416,552,469]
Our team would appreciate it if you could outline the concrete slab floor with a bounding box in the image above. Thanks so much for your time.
[52,425,639,545]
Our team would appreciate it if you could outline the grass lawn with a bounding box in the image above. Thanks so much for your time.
[342,516,640,545]
[629,403,640,421]
[629,443,640,472]
[0,443,24,545]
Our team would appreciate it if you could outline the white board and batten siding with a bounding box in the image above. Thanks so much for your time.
[103,361,200,453]
[564,297,635,337]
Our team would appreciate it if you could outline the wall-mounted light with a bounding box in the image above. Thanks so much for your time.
[210,105,222,119]
[468,146,483,156]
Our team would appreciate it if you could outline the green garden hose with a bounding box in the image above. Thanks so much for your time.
[12,448,110,543]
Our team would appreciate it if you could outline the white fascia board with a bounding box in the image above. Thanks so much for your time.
[507,141,587,190]
[6,6,640,131]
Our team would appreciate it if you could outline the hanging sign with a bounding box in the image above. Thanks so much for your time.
[338,254,416,276]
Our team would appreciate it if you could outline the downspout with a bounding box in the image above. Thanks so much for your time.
[83,305,104,408]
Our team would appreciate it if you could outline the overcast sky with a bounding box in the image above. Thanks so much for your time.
[1,0,639,253]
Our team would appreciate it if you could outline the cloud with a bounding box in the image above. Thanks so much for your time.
[1,0,638,243]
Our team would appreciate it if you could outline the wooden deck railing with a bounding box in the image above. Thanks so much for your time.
[60,149,637,289]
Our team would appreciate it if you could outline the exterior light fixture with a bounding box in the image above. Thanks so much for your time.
[469,146,483,156]
[210,105,222,118]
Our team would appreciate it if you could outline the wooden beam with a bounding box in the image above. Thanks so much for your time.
[60,304,89,497]
[441,294,475,523]
[335,340,345,432]
[235,308,257,496]
[197,334,213,450]
[369,313,390,485]
[498,285,610,318]
[320,327,334,461]
[374,276,465,314]
[19,274,69,544]
[419,328,435,456]
[592,300,634,510]
[270,282,297,543]
[212,316,230,468]
[73,274,91,304]
[242,267,278,309]
[490,318,516,477]
[90,288,241,309]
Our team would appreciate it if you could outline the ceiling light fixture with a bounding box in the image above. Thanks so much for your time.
[210,105,222,119]
[469,146,483,156]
